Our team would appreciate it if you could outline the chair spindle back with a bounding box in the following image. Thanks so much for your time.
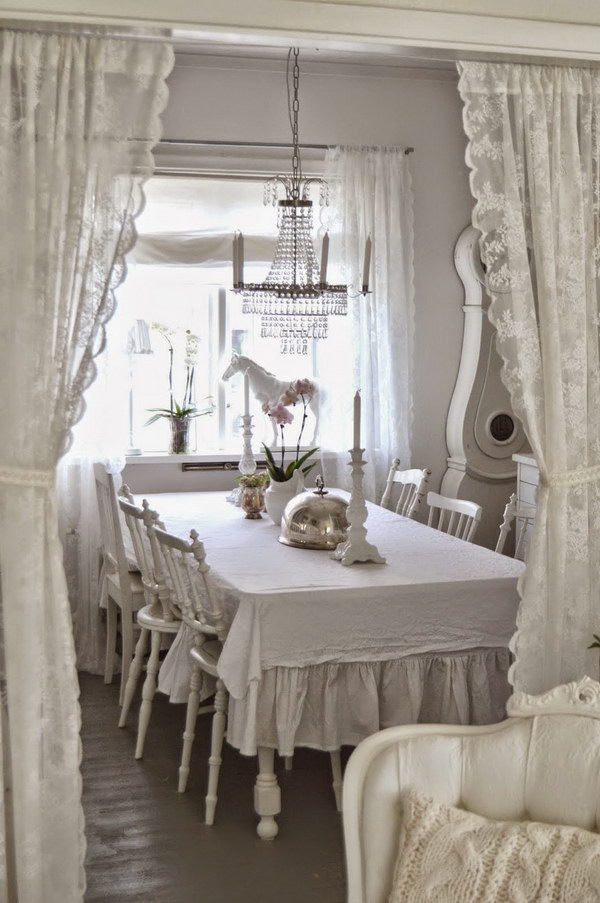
[118,492,158,610]
[495,492,536,558]
[153,526,227,643]
[426,491,482,543]
[93,463,130,589]
[380,459,432,519]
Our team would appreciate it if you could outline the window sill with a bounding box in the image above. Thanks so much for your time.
[124,449,318,465]
[125,451,254,465]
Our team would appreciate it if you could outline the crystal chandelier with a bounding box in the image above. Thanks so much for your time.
[232,48,369,355]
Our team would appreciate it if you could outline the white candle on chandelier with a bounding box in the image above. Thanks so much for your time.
[233,233,239,286]
[353,390,361,449]
[362,235,372,292]
[244,372,250,417]
[319,231,329,284]
[238,231,244,285]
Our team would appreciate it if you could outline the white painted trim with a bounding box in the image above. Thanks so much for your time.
[3,1,600,64]
[444,226,484,469]
[172,48,458,81]
[512,452,536,467]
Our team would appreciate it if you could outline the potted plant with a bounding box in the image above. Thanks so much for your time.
[145,324,214,454]
[262,379,319,525]
[236,471,269,519]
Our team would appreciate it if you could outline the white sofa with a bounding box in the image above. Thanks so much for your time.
[342,676,600,903]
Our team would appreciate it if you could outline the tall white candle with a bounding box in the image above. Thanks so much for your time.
[353,390,361,449]
[244,372,250,417]
[233,233,239,286]
[319,232,329,284]
[362,235,372,291]
[238,231,244,285]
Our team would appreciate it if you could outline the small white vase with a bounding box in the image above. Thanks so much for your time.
[264,470,305,526]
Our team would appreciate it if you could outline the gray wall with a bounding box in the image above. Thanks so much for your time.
[125,53,474,501]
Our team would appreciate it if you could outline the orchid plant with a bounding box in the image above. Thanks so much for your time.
[262,378,319,483]
[145,324,214,426]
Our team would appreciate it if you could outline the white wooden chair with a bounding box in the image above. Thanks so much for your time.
[343,676,600,903]
[380,458,431,518]
[495,491,536,558]
[153,525,228,825]
[154,525,344,827]
[117,493,185,759]
[426,490,482,543]
[93,463,145,704]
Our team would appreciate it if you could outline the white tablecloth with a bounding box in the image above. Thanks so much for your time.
[134,492,523,755]
[142,492,522,684]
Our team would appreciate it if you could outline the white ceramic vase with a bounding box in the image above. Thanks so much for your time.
[264,470,305,526]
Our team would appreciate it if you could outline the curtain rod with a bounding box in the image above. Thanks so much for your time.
[160,138,414,154]
[0,21,170,42]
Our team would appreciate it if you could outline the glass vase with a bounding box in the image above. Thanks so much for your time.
[240,485,266,519]
[169,416,191,454]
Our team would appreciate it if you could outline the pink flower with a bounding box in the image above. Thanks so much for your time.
[293,378,316,400]
[278,385,300,406]
[268,402,294,425]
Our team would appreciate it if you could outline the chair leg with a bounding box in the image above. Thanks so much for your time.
[119,627,149,728]
[104,597,117,685]
[330,749,343,813]
[284,756,293,771]
[205,679,228,826]
[178,666,202,793]
[119,608,135,707]
[134,630,161,760]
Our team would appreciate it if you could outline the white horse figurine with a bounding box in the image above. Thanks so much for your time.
[221,352,320,446]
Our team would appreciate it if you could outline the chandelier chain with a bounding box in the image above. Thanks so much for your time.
[291,48,301,197]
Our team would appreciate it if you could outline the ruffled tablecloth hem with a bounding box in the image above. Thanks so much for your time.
[226,646,512,756]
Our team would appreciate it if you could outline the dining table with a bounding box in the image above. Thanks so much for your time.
[134,488,525,836]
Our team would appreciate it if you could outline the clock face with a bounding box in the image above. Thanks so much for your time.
[488,412,516,444]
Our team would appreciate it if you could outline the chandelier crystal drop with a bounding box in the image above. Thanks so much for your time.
[232,47,360,355]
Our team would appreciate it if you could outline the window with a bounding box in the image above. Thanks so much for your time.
[119,175,324,455]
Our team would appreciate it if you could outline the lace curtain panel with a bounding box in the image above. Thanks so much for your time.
[458,62,600,694]
[320,147,415,500]
[57,304,130,677]
[0,31,173,902]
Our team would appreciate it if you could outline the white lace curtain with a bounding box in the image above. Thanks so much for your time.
[57,312,130,677]
[458,62,600,693]
[0,31,173,902]
[320,146,415,500]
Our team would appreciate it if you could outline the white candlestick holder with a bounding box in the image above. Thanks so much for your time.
[331,448,386,566]
[239,414,257,476]
[227,414,257,506]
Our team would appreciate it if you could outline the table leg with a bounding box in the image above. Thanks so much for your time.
[254,747,281,840]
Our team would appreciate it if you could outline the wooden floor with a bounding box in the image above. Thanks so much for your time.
[80,673,346,903]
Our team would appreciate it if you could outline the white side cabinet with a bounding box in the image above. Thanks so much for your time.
[512,452,538,560]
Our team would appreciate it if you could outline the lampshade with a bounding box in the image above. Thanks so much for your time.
[126,319,153,355]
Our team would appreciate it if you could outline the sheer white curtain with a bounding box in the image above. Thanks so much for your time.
[57,305,130,676]
[320,147,415,501]
[458,62,600,693]
[0,31,173,902]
